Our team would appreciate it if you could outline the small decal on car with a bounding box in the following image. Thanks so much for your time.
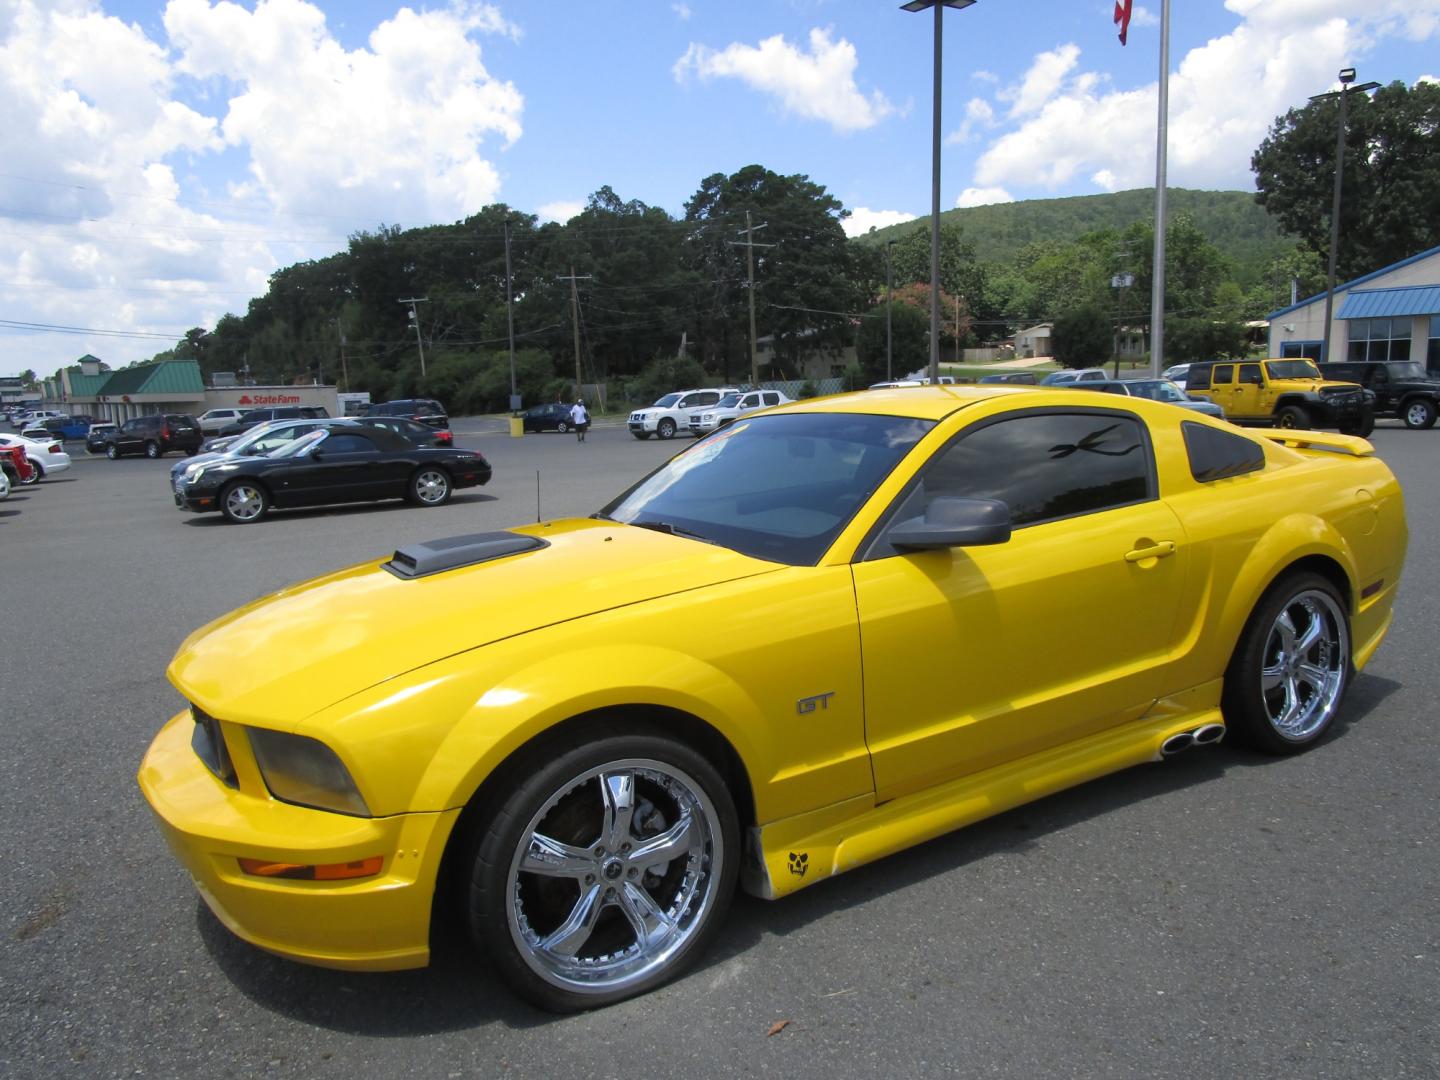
[788,852,809,877]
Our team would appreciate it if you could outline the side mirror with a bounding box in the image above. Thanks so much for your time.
[888,496,1012,550]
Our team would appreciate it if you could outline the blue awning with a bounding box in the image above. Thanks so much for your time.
[1337,286,1440,320]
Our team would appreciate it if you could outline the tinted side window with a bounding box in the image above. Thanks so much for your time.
[1188,366,1212,390]
[1212,365,1234,385]
[1182,421,1264,482]
[1238,364,1262,385]
[909,412,1153,529]
[762,392,780,406]
[321,434,374,453]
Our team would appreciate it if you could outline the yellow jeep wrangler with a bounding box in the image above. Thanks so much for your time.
[1186,358,1375,436]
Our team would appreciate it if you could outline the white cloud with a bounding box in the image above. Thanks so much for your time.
[1130,5,1160,29]
[842,207,917,237]
[1419,74,1439,84]
[970,0,1440,197]
[537,200,584,224]
[1001,43,1080,117]
[972,70,999,84]
[956,187,1013,209]
[946,97,996,145]
[672,3,691,20]
[164,0,523,222]
[0,0,526,374]
[673,28,893,133]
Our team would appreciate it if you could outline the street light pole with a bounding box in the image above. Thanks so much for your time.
[503,219,518,410]
[902,0,976,384]
[885,239,895,380]
[1311,68,1380,365]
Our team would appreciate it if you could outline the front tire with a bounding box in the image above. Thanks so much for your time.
[556,420,569,434]
[632,431,651,440]
[106,444,120,460]
[1222,572,1351,754]
[469,729,739,1012]
[408,466,452,506]
[144,441,160,459]
[656,418,677,440]
[1275,405,1310,429]
[1403,398,1436,430]
[219,480,269,524]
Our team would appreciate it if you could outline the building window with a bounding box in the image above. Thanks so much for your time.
[1429,315,1440,375]
[1346,317,1412,363]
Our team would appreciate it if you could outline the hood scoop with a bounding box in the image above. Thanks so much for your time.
[384,531,549,579]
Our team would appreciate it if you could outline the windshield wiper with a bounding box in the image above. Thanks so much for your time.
[628,519,718,545]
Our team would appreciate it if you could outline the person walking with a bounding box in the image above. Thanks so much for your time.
[570,398,590,442]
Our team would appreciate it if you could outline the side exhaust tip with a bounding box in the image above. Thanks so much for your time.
[1160,732,1195,756]
[1192,723,1226,745]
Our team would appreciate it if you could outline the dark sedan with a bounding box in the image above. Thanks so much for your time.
[173,425,491,523]
[519,402,575,433]
[355,415,454,446]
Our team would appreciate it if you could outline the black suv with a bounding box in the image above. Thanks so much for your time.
[364,398,449,430]
[218,405,330,437]
[104,414,203,458]
[1320,361,1440,430]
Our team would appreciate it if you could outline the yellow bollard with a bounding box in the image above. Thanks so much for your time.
[508,416,523,438]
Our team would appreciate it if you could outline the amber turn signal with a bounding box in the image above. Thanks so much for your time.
[238,855,383,881]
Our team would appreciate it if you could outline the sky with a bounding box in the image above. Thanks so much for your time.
[3,0,1438,377]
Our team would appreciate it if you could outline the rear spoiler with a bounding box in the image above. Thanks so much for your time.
[1262,430,1374,457]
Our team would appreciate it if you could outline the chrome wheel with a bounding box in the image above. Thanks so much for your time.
[1257,588,1349,743]
[410,468,450,505]
[221,482,267,523]
[505,758,725,999]
[1404,399,1435,429]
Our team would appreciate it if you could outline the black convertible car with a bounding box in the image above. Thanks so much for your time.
[172,425,491,523]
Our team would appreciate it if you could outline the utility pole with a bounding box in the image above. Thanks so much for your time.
[503,220,518,410]
[398,297,428,377]
[332,317,349,391]
[555,267,591,395]
[729,212,774,387]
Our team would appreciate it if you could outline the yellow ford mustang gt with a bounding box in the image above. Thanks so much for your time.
[139,386,1407,1011]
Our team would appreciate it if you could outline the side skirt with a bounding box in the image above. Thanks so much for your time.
[743,699,1224,901]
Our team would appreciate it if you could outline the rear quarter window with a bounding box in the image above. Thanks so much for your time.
[1181,421,1265,483]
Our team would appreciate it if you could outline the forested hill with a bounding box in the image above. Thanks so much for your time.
[858,188,1291,285]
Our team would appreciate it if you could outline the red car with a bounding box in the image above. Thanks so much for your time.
[1,444,37,486]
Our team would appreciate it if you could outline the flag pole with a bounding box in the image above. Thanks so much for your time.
[1149,0,1170,377]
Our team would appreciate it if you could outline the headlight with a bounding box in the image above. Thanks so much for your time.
[249,729,371,816]
[191,462,238,482]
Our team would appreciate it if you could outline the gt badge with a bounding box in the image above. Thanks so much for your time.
[788,852,809,877]
[796,692,834,714]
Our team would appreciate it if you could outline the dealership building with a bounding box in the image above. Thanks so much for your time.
[1268,244,1440,371]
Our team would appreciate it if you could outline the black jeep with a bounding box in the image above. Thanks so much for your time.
[1320,361,1440,430]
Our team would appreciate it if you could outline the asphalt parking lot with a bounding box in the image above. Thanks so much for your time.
[1,419,1437,1079]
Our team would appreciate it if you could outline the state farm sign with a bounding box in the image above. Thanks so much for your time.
[238,393,302,405]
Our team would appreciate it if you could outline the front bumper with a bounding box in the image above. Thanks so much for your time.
[138,710,458,971]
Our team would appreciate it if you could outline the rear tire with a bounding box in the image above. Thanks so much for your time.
[408,466,452,506]
[1222,572,1350,755]
[144,441,160,459]
[1275,405,1309,429]
[25,461,44,484]
[556,421,569,434]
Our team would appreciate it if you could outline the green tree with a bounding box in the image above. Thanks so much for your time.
[855,301,928,384]
[1052,305,1113,368]
[1252,80,1440,279]
[1165,317,1248,364]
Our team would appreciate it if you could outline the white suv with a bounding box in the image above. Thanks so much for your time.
[197,407,246,434]
[688,389,795,436]
[628,387,739,440]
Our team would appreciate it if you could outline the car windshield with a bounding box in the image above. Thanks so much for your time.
[270,429,327,458]
[1265,360,1321,380]
[652,394,681,408]
[716,394,742,408]
[599,412,934,565]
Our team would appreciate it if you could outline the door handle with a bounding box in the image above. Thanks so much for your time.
[1125,541,1176,563]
